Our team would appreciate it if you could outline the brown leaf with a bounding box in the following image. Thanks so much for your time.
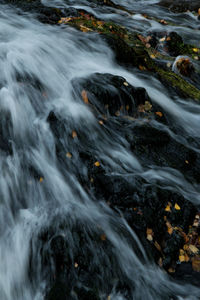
[66,152,72,158]
[72,130,77,138]
[100,233,106,241]
[155,111,163,117]
[154,241,162,252]
[81,90,89,104]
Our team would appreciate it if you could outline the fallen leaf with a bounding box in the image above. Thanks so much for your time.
[166,221,173,235]
[81,90,89,104]
[72,130,77,138]
[80,25,93,32]
[147,234,153,241]
[144,101,152,111]
[159,37,166,42]
[123,81,129,86]
[168,227,173,235]
[39,177,44,183]
[193,48,198,53]
[189,244,199,254]
[158,257,163,267]
[58,17,73,24]
[174,203,181,210]
[160,19,168,25]
[185,160,189,164]
[155,111,163,117]
[183,244,189,251]
[154,241,161,252]
[145,43,151,48]
[179,255,185,262]
[139,65,146,71]
[99,120,104,125]
[165,203,171,212]
[168,268,175,273]
[100,233,106,241]
[66,152,72,158]
[94,161,100,167]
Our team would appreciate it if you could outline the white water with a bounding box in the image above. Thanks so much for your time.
[0,1,200,299]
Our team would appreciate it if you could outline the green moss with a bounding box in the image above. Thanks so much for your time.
[156,68,200,101]
[61,15,200,101]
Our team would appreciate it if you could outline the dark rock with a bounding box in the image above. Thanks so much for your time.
[72,73,151,116]
[165,32,191,57]
[127,122,200,183]
[159,0,200,13]
[172,262,200,287]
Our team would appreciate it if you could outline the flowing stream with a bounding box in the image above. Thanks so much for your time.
[0,0,200,299]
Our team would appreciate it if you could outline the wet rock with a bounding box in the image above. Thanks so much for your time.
[127,122,200,183]
[166,32,191,57]
[172,262,200,286]
[35,218,133,300]
[172,56,195,77]
[159,0,200,13]
[3,0,77,24]
[72,73,151,117]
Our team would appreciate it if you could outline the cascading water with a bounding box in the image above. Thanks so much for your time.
[0,0,200,299]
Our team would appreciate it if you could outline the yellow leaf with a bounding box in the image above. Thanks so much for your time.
[179,255,185,262]
[193,48,198,53]
[94,161,100,167]
[150,54,156,59]
[174,203,181,210]
[168,227,173,235]
[123,81,129,86]
[81,90,89,104]
[144,101,152,111]
[80,25,93,32]
[183,244,189,251]
[185,160,189,164]
[98,120,104,125]
[166,221,173,235]
[189,244,199,254]
[165,203,171,212]
[39,177,44,183]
